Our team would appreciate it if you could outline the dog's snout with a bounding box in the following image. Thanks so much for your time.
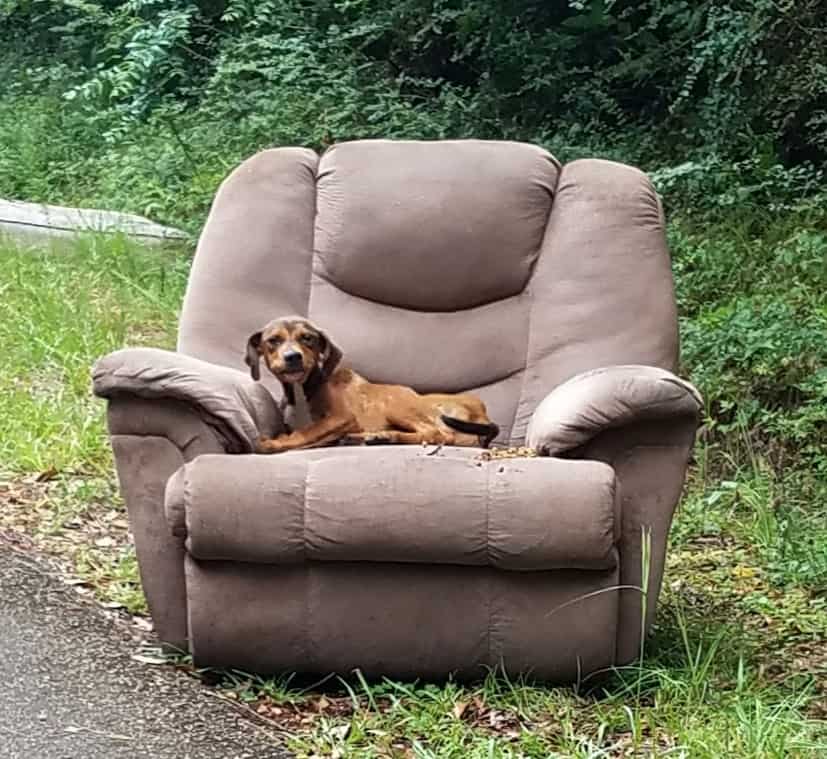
[282,350,303,368]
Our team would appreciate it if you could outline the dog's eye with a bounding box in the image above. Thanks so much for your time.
[267,336,282,347]
[299,334,316,346]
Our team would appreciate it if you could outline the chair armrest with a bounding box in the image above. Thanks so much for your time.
[92,347,283,453]
[526,365,702,456]
[527,365,702,665]
[93,348,284,647]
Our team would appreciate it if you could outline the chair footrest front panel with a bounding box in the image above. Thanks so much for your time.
[185,556,619,682]
[169,449,620,572]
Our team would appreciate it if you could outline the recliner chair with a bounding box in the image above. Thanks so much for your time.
[92,139,702,682]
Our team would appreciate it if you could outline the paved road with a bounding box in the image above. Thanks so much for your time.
[0,541,290,759]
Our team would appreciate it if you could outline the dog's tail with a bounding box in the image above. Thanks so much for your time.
[441,415,500,448]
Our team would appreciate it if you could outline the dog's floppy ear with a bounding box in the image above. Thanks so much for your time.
[244,331,263,381]
[317,328,343,381]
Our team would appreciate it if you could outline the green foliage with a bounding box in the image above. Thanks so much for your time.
[3,0,826,165]
[670,212,826,476]
[652,158,825,217]
[2,1,826,229]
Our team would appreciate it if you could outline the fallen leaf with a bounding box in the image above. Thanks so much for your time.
[94,536,116,548]
[36,467,58,482]
[329,723,351,740]
[132,616,153,632]
[130,652,168,665]
[452,701,469,719]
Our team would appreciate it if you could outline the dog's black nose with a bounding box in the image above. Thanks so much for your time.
[283,351,303,368]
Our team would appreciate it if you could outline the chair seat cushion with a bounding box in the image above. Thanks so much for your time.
[165,447,619,571]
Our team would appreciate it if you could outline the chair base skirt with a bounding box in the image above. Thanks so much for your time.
[184,557,619,683]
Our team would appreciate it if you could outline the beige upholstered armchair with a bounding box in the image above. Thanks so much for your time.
[93,140,701,682]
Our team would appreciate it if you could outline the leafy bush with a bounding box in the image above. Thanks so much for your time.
[674,217,827,473]
[2,0,826,229]
[2,0,826,166]
[652,158,825,218]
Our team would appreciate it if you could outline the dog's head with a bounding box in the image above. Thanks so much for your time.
[244,316,342,386]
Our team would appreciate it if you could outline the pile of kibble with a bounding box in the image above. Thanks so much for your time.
[477,446,539,460]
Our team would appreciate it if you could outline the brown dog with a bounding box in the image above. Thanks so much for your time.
[245,316,499,454]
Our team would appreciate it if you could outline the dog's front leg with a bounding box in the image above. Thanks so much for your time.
[256,414,357,454]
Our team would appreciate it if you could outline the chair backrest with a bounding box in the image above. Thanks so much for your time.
[178,139,678,444]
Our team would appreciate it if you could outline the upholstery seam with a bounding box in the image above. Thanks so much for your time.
[109,433,190,647]
[305,152,321,318]
[510,166,563,445]
[522,156,560,284]
[311,268,533,315]
[306,564,314,672]
[609,473,621,548]
[110,433,180,442]
[109,432,190,462]
[508,318,533,445]
[609,442,687,666]
[487,465,492,565]
[485,464,493,668]
[467,366,524,393]
[302,464,312,670]
[108,430,221,452]
[507,293,533,446]
[182,465,191,551]
[510,161,564,446]
[302,464,309,563]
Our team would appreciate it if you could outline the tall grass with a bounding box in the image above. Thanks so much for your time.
[0,234,187,474]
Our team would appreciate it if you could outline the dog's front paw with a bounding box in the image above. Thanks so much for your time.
[255,436,287,454]
[255,436,274,454]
